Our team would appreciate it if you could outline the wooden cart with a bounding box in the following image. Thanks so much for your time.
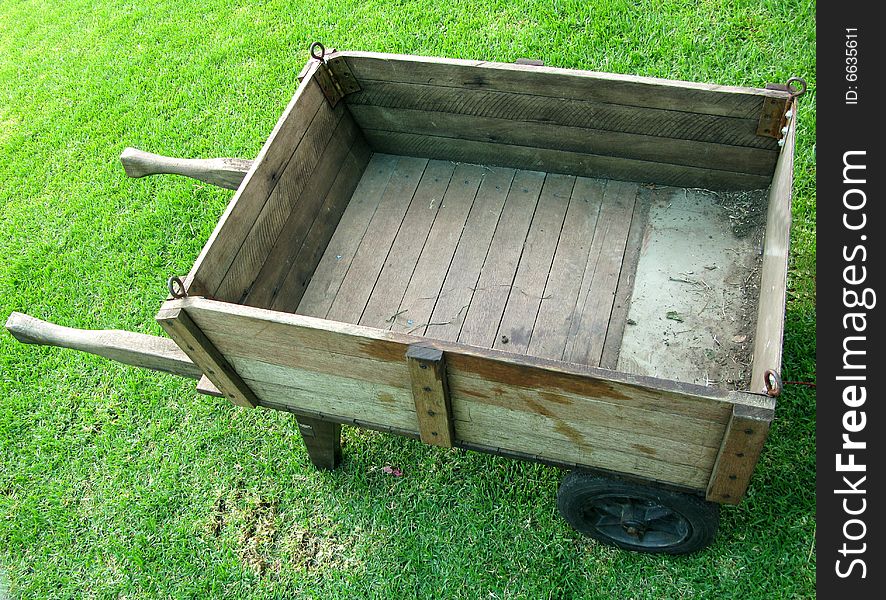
[6,45,804,554]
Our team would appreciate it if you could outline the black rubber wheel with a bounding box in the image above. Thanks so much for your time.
[557,471,720,554]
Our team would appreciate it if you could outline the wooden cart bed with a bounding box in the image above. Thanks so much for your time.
[156,51,794,502]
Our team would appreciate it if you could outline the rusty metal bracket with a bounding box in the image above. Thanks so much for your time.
[756,77,806,141]
[304,42,361,107]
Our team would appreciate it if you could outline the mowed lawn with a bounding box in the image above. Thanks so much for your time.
[0,1,816,597]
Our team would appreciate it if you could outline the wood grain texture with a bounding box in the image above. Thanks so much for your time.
[335,52,787,118]
[364,130,771,190]
[216,99,347,302]
[705,402,775,503]
[187,64,325,295]
[296,153,399,317]
[348,104,778,176]
[244,116,364,309]
[750,103,796,393]
[563,180,639,366]
[348,80,777,151]
[359,160,456,328]
[458,170,545,347]
[389,163,485,334]
[527,177,605,360]
[326,156,428,323]
[155,304,258,408]
[5,312,202,380]
[424,167,515,342]
[406,345,455,447]
[174,297,773,493]
[494,173,574,354]
[599,186,654,370]
[258,137,372,313]
[120,147,252,190]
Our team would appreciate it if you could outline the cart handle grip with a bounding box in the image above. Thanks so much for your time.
[120,147,253,190]
[5,311,202,380]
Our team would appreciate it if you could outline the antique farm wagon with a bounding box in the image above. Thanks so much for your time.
[6,45,804,553]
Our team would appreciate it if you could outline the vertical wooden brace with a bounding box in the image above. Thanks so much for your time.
[156,305,258,408]
[406,345,455,448]
[705,402,775,503]
[296,416,342,470]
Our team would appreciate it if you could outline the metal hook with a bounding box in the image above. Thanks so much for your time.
[763,369,782,397]
[786,77,807,99]
[310,41,326,62]
[167,276,187,299]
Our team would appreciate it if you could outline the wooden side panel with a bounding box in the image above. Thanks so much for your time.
[364,130,771,191]
[705,403,775,503]
[173,297,776,492]
[336,52,787,118]
[186,62,325,295]
[750,103,796,393]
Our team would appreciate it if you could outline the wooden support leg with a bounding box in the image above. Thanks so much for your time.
[296,417,342,470]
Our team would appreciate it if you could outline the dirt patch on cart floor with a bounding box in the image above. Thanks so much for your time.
[617,187,765,390]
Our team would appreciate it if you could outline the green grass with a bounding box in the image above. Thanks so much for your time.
[0,0,816,597]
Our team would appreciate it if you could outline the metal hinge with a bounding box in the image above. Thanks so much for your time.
[301,42,362,107]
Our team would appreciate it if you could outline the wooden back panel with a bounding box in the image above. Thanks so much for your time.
[186,61,371,304]
[163,297,775,493]
[335,51,789,190]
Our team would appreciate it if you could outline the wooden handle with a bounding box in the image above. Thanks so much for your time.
[119,147,253,190]
[5,311,202,379]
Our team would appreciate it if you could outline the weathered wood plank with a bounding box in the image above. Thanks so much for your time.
[406,345,455,447]
[527,177,605,361]
[750,104,796,393]
[230,356,416,430]
[5,312,202,380]
[705,403,775,503]
[425,167,515,342]
[389,163,485,334]
[296,153,399,317]
[216,99,346,302]
[244,114,362,308]
[494,174,574,354]
[187,66,325,295]
[155,305,258,408]
[348,80,777,150]
[267,137,372,313]
[599,186,654,370]
[365,130,771,191]
[326,157,428,323]
[184,298,750,423]
[453,402,712,489]
[296,417,342,470]
[175,297,774,491]
[563,181,639,366]
[335,52,787,118]
[359,160,456,328]
[458,170,545,347]
[349,104,778,176]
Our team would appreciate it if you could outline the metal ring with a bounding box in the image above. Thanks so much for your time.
[309,42,326,61]
[167,276,187,299]
[786,77,807,98]
[763,369,782,397]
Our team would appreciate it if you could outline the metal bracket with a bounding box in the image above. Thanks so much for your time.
[305,42,361,107]
[756,77,806,141]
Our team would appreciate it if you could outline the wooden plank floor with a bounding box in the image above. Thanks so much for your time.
[295,153,647,368]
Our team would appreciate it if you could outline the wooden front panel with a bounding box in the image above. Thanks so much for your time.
[166,297,775,492]
[335,52,787,190]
